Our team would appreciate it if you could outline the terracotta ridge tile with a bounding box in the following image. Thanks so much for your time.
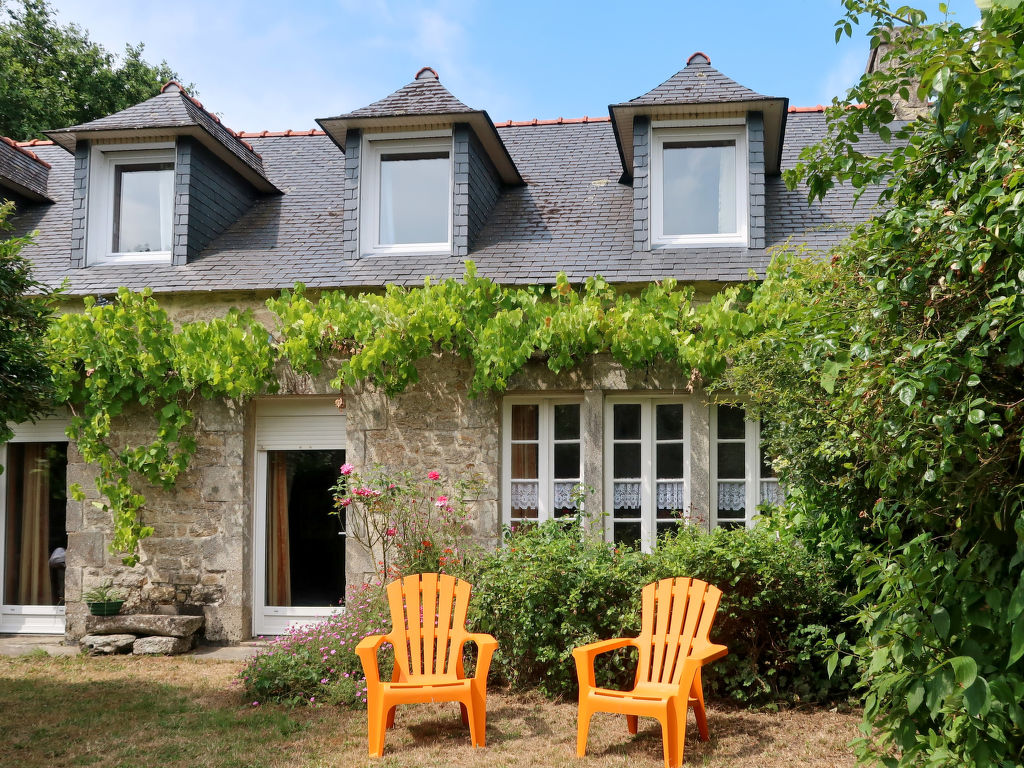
[493,116,612,127]
[2,135,52,168]
[235,130,327,138]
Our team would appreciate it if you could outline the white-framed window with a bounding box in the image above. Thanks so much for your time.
[650,122,748,248]
[359,133,453,255]
[86,143,176,265]
[604,397,690,551]
[502,397,583,529]
[711,404,782,529]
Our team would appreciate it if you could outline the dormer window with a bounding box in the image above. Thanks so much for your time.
[650,123,748,247]
[87,144,175,264]
[360,135,452,255]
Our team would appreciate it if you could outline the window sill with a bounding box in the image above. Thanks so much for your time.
[87,252,173,266]
[651,237,749,250]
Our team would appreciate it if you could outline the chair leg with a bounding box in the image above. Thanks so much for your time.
[626,714,639,734]
[367,696,388,757]
[460,702,470,727]
[690,670,709,741]
[658,712,680,768]
[385,705,397,730]
[576,706,594,758]
[468,684,488,747]
[672,696,688,768]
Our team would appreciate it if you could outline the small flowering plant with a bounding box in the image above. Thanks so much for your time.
[331,464,482,581]
[238,581,392,708]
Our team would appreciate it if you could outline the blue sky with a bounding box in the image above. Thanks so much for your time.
[50,0,981,133]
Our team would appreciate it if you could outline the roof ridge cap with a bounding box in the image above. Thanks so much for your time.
[494,116,611,127]
[235,129,327,138]
[2,135,52,168]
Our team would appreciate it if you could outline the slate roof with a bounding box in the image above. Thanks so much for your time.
[11,110,892,296]
[44,83,276,191]
[330,67,475,119]
[0,136,51,201]
[623,52,772,105]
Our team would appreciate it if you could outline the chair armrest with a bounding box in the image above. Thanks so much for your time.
[572,638,638,691]
[690,642,729,664]
[355,634,390,686]
[462,632,499,683]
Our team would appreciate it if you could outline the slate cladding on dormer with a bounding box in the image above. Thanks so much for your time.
[318,67,520,259]
[44,82,274,267]
[611,53,786,252]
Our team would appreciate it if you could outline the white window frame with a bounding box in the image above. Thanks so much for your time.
[86,142,176,266]
[359,131,453,256]
[0,413,70,635]
[501,396,584,528]
[710,405,779,529]
[603,396,692,552]
[650,120,748,248]
[252,398,347,637]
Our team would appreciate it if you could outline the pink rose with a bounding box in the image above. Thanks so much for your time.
[434,495,449,507]
[427,471,440,481]
[339,463,354,476]
[339,497,352,507]
[386,527,397,537]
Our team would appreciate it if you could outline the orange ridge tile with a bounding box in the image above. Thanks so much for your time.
[2,135,52,168]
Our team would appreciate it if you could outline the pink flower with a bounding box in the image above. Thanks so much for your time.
[339,463,354,476]
[386,527,397,537]
[339,497,352,507]
[251,701,260,707]
[434,495,449,507]
[427,471,440,481]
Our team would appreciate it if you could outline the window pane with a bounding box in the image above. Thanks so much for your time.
[662,141,736,236]
[656,443,685,479]
[554,443,579,480]
[510,481,539,518]
[656,520,681,541]
[511,444,538,480]
[717,442,745,479]
[113,163,173,253]
[553,403,580,440]
[613,443,641,478]
[613,404,641,440]
[379,153,449,245]
[717,405,745,440]
[614,522,641,547]
[510,405,538,441]
[656,404,684,440]
[613,481,641,513]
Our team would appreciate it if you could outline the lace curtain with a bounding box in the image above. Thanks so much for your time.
[717,480,746,511]
[553,482,578,510]
[613,481,641,510]
[656,481,685,511]
[759,480,784,507]
[509,482,539,511]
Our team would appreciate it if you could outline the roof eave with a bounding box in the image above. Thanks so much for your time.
[317,110,523,185]
[44,125,279,193]
[609,97,789,178]
[0,178,52,203]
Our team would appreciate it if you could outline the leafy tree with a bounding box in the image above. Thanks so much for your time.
[725,1,1024,765]
[0,200,57,446]
[0,0,184,141]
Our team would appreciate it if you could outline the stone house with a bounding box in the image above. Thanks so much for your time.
[0,54,888,644]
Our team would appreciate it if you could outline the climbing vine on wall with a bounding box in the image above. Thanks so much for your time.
[51,266,760,563]
[49,288,278,564]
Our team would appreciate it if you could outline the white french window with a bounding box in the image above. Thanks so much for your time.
[711,404,782,529]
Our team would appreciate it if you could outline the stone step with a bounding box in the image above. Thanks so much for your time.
[85,614,203,638]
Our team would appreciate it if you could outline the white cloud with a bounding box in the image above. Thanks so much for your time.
[819,46,865,104]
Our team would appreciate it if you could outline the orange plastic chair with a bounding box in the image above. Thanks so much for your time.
[355,572,498,757]
[573,577,728,768]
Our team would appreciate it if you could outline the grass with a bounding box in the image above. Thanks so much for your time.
[0,654,859,768]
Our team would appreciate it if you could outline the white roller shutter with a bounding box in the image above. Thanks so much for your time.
[7,410,70,443]
[255,398,346,451]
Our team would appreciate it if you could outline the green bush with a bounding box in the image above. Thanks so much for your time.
[469,522,648,698]
[649,525,857,705]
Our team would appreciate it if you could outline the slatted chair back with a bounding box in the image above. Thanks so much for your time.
[635,577,723,687]
[386,572,471,681]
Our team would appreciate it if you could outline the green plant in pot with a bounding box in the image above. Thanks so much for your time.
[83,582,126,616]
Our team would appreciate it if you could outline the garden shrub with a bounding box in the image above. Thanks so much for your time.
[649,526,856,705]
[469,521,648,698]
[239,582,391,707]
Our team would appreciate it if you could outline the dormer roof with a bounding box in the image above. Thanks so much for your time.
[317,67,522,185]
[610,53,789,178]
[44,82,279,193]
[0,136,51,201]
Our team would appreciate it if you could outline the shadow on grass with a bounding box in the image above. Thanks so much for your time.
[0,659,310,768]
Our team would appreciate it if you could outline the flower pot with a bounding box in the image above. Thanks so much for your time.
[87,600,125,616]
